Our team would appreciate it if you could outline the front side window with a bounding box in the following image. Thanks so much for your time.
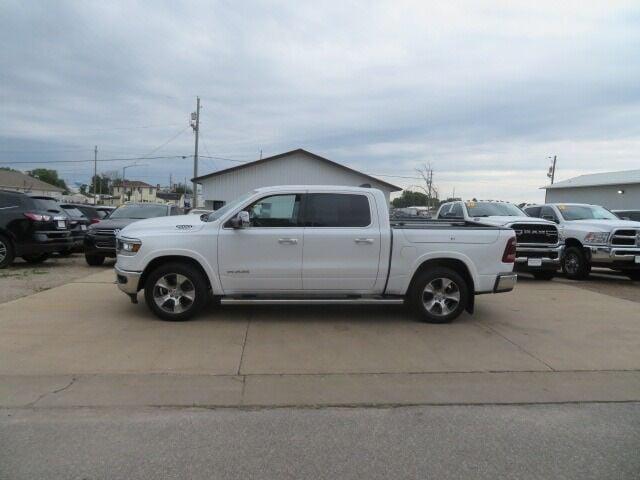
[247,194,301,227]
[524,206,541,218]
[304,193,371,227]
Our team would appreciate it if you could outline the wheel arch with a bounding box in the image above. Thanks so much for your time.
[139,255,214,292]
[407,257,476,313]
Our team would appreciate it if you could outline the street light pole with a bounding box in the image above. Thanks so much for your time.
[191,97,201,209]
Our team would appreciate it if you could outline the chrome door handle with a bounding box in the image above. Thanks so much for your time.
[354,238,374,244]
[278,238,298,245]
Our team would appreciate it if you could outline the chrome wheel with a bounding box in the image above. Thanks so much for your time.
[153,273,195,314]
[422,277,460,316]
[0,240,6,264]
[564,253,579,275]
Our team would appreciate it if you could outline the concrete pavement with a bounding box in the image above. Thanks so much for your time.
[1,269,639,407]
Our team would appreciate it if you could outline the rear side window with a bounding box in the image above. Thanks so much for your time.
[304,193,371,227]
[524,206,541,217]
[450,203,464,218]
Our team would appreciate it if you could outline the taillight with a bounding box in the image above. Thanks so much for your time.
[502,236,517,263]
[24,212,52,222]
[91,218,101,224]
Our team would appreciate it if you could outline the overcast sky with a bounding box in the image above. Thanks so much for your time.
[1,1,639,202]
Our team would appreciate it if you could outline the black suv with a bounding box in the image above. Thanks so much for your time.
[0,190,73,268]
[84,203,181,266]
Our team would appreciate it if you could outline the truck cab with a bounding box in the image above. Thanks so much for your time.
[436,200,563,280]
[524,203,640,280]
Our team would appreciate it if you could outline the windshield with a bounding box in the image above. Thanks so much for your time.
[109,204,168,219]
[31,197,62,213]
[61,206,85,218]
[557,205,618,221]
[466,201,525,217]
[206,192,255,222]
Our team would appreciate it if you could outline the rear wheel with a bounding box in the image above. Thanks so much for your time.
[85,254,105,266]
[22,253,49,264]
[532,270,555,281]
[144,262,208,321]
[0,235,15,269]
[409,267,469,324]
[562,246,590,280]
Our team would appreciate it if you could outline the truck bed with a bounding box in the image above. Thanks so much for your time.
[390,218,509,230]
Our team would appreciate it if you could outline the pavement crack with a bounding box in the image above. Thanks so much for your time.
[27,376,77,407]
[237,314,251,376]
[474,321,556,372]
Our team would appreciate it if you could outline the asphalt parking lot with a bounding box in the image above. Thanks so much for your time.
[1,258,639,408]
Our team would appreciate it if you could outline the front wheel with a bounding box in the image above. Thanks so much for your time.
[144,262,209,321]
[85,254,105,266]
[409,267,469,324]
[562,246,590,280]
[22,253,50,264]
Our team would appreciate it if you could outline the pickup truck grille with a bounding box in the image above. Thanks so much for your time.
[509,223,558,245]
[94,228,116,236]
[610,229,640,246]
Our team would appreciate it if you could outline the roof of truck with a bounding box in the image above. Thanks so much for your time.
[253,185,384,194]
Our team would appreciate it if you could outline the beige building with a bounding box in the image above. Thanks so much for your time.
[112,180,158,205]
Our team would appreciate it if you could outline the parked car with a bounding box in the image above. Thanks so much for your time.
[436,200,563,280]
[524,203,640,280]
[613,210,640,222]
[84,203,182,266]
[0,190,73,268]
[95,206,115,218]
[59,204,91,253]
[188,209,213,216]
[114,186,517,323]
[63,204,107,224]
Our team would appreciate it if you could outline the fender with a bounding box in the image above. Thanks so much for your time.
[405,250,480,294]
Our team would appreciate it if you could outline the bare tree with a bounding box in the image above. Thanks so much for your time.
[411,162,439,208]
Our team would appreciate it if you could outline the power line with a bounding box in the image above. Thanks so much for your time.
[0,155,188,165]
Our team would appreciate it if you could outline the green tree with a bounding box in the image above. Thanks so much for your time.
[174,182,193,194]
[88,175,112,195]
[392,190,430,208]
[27,169,68,192]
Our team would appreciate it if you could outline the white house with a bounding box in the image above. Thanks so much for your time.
[193,149,401,210]
[543,169,640,210]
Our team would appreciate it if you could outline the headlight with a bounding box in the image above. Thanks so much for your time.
[117,237,142,255]
[584,232,609,244]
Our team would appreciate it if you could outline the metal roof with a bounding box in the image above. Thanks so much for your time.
[543,169,640,190]
[192,148,401,191]
[0,169,64,192]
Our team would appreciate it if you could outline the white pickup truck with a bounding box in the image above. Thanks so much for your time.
[114,186,517,323]
[524,203,640,280]
[436,200,563,280]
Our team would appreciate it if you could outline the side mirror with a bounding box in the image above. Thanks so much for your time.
[542,215,558,224]
[230,211,250,229]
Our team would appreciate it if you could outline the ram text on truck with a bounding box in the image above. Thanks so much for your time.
[114,186,518,323]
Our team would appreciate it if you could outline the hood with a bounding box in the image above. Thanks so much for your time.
[118,215,206,237]
[565,219,640,231]
[470,215,555,227]
[89,218,142,230]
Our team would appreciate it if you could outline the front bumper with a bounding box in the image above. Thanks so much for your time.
[84,234,117,257]
[515,244,563,270]
[493,273,517,293]
[588,246,640,267]
[115,265,142,295]
[17,231,73,256]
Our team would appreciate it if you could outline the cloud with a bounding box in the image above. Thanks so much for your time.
[1,0,639,202]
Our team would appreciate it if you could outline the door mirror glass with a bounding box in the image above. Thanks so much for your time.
[231,211,250,229]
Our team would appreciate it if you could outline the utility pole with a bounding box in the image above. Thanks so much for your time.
[547,155,557,184]
[93,146,98,205]
[190,97,201,208]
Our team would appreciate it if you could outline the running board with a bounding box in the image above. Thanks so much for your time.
[221,298,405,306]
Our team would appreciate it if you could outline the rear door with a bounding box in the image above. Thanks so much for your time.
[217,193,304,292]
[302,192,381,291]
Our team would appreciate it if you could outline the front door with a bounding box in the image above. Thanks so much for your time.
[302,192,381,291]
[217,193,304,293]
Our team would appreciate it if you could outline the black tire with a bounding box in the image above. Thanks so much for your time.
[22,253,50,264]
[532,270,555,281]
[408,267,469,324]
[85,254,105,266]
[625,271,640,281]
[144,262,208,321]
[562,246,590,280]
[0,234,15,269]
